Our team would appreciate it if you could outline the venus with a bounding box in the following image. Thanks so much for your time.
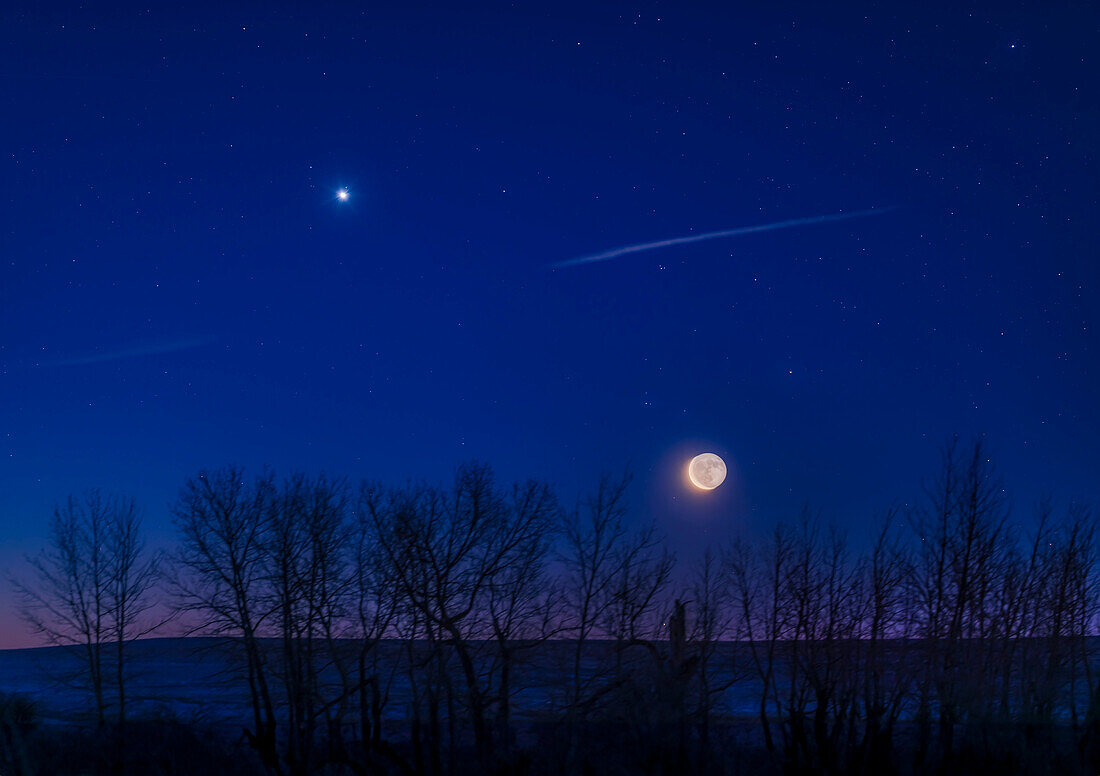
[688,452,727,491]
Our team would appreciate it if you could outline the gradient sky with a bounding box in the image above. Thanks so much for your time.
[2,2,1097,647]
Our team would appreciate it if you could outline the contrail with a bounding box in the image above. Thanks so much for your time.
[46,337,209,367]
[551,207,895,269]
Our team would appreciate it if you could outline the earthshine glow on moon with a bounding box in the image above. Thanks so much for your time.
[688,453,727,490]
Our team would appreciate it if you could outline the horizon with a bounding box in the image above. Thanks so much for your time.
[6,5,1100,775]
[3,0,1097,689]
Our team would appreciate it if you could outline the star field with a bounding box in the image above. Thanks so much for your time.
[0,2,1097,646]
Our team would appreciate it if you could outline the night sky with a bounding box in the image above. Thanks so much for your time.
[2,2,1097,647]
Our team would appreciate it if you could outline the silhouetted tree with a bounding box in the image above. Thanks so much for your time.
[14,490,158,733]
[169,467,282,773]
[908,438,1012,773]
[482,479,560,766]
[558,471,631,773]
[688,548,736,768]
[265,473,354,776]
[366,463,558,772]
[727,523,792,763]
[13,443,1100,776]
[852,512,911,775]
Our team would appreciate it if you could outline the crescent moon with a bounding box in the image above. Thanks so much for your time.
[688,453,727,491]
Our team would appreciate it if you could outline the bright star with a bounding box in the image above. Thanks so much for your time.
[336,188,350,201]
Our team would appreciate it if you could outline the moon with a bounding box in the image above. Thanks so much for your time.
[688,453,727,491]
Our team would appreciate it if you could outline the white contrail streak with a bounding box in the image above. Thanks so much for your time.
[551,207,895,269]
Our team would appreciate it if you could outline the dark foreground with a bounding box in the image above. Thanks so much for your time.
[2,637,1099,776]
[0,708,1086,774]
[0,708,1091,776]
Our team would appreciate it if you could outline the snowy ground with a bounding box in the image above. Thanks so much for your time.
[1,637,1087,728]
[0,638,767,726]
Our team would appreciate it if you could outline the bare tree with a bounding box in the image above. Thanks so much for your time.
[366,462,554,772]
[482,480,560,764]
[14,490,158,732]
[169,467,282,773]
[327,482,403,774]
[604,521,675,652]
[17,441,1100,776]
[688,547,735,764]
[727,523,792,762]
[558,472,631,772]
[853,512,911,775]
[264,473,355,776]
[105,500,161,732]
[908,437,1012,772]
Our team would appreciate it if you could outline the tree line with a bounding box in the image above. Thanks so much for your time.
[7,437,1100,776]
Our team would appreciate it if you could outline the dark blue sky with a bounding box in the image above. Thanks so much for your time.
[2,2,1097,644]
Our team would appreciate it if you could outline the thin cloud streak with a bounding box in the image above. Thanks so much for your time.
[46,337,209,367]
[551,207,896,269]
